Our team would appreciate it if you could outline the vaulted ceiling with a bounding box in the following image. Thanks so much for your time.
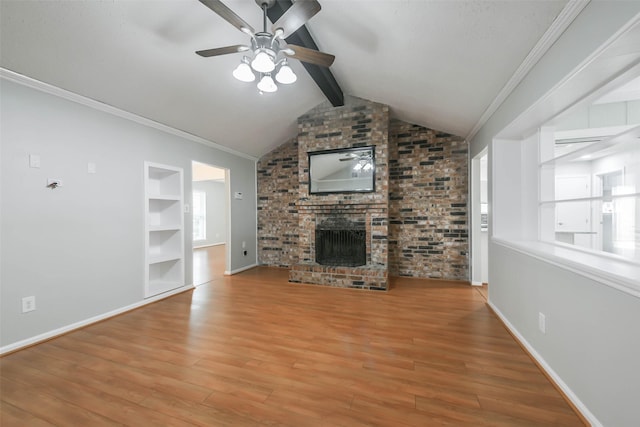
[0,0,570,158]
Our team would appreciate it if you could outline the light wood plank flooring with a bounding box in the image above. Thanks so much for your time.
[193,244,226,286]
[1,268,584,426]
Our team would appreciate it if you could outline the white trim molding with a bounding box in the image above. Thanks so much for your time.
[225,263,258,276]
[489,301,602,427]
[0,68,258,162]
[0,285,195,355]
[466,0,590,141]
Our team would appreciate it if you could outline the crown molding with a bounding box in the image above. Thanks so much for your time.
[0,68,258,162]
[465,0,590,141]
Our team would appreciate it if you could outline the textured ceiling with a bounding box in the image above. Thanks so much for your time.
[0,0,568,158]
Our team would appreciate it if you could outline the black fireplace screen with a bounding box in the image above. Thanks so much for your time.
[315,217,366,267]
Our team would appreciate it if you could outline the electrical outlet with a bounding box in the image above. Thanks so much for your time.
[242,241,246,249]
[538,312,546,334]
[22,296,36,313]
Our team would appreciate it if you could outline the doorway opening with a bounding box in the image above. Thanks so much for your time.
[192,161,230,285]
[471,149,489,297]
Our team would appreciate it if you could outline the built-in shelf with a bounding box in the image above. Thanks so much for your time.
[148,194,181,201]
[148,252,182,265]
[144,162,184,298]
[148,224,181,232]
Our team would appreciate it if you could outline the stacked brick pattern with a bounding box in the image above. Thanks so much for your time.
[256,98,469,284]
[388,120,468,279]
[256,138,299,267]
[296,98,389,205]
[291,97,390,290]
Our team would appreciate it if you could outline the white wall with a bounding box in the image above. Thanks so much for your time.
[470,2,640,426]
[192,180,227,247]
[489,244,640,427]
[0,76,257,349]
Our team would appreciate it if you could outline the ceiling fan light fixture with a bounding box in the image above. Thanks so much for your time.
[232,56,256,82]
[251,49,276,73]
[257,74,278,93]
[275,60,297,84]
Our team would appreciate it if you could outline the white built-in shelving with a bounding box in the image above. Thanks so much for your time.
[144,162,184,298]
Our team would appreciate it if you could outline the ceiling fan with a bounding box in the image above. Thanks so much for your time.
[339,151,372,161]
[340,151,374,171]
[196,0,335,93]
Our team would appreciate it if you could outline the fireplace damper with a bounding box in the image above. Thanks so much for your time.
[315,217,366,267]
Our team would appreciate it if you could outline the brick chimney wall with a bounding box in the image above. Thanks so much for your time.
[257,98,468,283]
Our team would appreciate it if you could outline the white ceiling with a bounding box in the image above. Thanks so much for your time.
[0,0,569,158]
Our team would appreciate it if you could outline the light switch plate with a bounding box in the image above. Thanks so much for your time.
[29,154,41,168]
[22,296,36,313]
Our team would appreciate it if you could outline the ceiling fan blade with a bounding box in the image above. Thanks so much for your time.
[196,45,250,57]
[199,0,254,34]
[272,0,321,38]
[286,44,334,67]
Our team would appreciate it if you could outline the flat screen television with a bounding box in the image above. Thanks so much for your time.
[308,146,375,194]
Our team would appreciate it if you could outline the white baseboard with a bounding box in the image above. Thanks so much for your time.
[0,285,194,355]
[224,263,258,275]
[471,281,483,286]
[193,242,226,249]
[488,301,600,427]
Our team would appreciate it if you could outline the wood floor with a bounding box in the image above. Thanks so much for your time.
[193,244,226,286]
[1,268,584,426]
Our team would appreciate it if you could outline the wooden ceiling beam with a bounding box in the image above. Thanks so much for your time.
[267,0,344,107]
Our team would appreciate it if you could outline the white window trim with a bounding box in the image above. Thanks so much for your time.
[192,190,207,242]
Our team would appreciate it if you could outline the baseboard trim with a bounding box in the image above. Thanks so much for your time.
[487,301,598,427]
[224,263,258,275]
[193,242,226,249]
[0,285,195,356]
[471,281,483,286]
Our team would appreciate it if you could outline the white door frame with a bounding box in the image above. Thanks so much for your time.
[470,148,488,286]
[190,161,232,277]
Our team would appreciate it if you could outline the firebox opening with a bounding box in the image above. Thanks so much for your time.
[315,217,366,267]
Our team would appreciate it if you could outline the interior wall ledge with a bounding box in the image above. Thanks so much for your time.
[492,237,640,299]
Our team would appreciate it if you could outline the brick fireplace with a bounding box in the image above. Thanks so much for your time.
[257,96,469,286]
[288,97,390,290]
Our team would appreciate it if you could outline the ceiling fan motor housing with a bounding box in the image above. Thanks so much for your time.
[251,32,280,73]
[253,32,278,56]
